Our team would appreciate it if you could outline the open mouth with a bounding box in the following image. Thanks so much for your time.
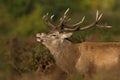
[36,38,41,42]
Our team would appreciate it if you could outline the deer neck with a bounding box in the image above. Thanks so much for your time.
[44,39,72,57]
[44,39,80,73]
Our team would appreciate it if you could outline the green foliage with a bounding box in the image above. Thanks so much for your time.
[2,0,33,17]
[15,4,47,36]
[38,0,81,17]
[114,0,120,10]
[0,5,14,36]
[4,36,54,75]
[32,44,54,70]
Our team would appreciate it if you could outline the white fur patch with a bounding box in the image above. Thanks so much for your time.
[36,38,41,42]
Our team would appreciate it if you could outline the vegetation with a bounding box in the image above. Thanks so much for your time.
[0,0,120,80]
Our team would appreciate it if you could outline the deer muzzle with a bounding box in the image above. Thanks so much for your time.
[36,33,43,43]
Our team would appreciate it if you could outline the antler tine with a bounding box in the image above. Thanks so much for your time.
[42,13,48,20]
[96,22,112,28]
[67,16,85,27]
[64,8,70,17]
[50,15,54,21]
[96,10,103,21]
[59,8,70,22]
[43,13,56,29]
[96,24,112,28]
[96,10,99,20]
[97,13,103,21]
[67,18,71,21]
[58,8,70,27]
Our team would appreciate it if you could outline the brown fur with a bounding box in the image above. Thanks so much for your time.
[51,40,80,73]
[76,42,120,78]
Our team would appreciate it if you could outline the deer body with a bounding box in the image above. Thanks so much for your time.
[38,36,120,74]
[76,42,120,74]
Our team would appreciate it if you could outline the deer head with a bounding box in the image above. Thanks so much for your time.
[36,8,111,47]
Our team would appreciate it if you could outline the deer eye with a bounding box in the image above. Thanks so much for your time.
[52,34,57,37]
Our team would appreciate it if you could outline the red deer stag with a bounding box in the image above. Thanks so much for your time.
[36,8,120,79]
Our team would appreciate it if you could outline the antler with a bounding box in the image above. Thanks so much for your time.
[80,10,112,30]
[43,13,57,29]
[43,9,111,32]
[79,10,103,30]
[63,10,111,32]
[58,8,71,29]
[56,8,85,32]
[62,16,85,32]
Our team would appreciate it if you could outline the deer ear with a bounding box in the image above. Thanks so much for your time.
[61,33,72,39]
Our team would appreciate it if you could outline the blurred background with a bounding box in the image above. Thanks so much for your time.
[0,0,120,80]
